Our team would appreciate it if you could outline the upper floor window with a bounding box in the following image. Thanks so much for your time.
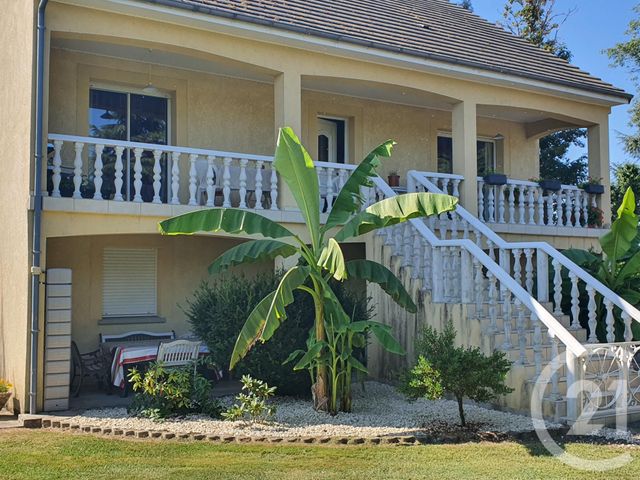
[437,134,496,176]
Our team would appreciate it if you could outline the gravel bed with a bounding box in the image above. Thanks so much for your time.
[65,382,560,438]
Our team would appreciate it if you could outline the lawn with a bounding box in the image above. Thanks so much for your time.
[0,429,638,480]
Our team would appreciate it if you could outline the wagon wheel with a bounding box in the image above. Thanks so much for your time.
[583,347,622,412]
[69,341,83,398]
[628,346,640,404]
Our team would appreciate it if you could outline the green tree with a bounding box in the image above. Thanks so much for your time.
[607,5,640,159]
[500,0,587,185]
[159,127,458,413]
[459,0,473,11]
[612,163,640,216]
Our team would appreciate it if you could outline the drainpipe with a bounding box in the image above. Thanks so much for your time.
[29,0,49,414]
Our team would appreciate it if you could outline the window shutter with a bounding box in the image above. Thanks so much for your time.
[103,248,157,317]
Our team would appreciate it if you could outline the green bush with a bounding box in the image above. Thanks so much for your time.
[127,360,220,420]
[221,375,277,423]
[404,322,513,426]
[184,272,370,397]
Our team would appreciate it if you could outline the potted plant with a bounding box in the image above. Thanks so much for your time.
[587,205,604,228]
[482,169,507,186]
[533,177,562,192]
[387,170,400,187]
[0,379,12,411]
[581,177,605,195]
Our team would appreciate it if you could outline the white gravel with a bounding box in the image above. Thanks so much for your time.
[65,382,559,438]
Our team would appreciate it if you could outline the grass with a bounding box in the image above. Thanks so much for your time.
[0,429,639,479]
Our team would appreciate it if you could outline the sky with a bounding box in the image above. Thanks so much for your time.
[470,0,637,168]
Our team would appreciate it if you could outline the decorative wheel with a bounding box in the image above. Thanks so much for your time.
[69,341,83,398]
[628,345,640,404]
[583,347,623,412]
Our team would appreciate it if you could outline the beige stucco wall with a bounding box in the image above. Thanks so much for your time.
[46,234,272,352]
[0,0,35,412]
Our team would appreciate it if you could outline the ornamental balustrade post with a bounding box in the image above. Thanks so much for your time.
[93,144,104,200]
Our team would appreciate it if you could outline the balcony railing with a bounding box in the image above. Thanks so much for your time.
[46,134,355,214]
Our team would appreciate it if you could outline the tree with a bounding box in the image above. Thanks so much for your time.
[612,163,640,216]
[607,5,640,159]
[459,0,473,11]
[159,127,458,413]
[500,0,587,185]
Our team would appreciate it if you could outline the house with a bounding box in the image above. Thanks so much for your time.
[1,0,636,422]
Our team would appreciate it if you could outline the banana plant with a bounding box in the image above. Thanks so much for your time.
[159,127,458,412]
[562,187,640,341]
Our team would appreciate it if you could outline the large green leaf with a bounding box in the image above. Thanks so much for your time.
[346,259,417,312]
[323,140,395,231]
[562,249,601,269]
[274,127,321,250]
[334,192,458,241]
[318,238,347,280]
[229,266,309,369]
[159,208,294,239]
[620,250,640,281]
[601,187,639,262]
[208,239,297,275]
[368,321,405,355]
[293,341,327,371]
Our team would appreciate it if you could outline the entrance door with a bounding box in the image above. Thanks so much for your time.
[318,118,338,164]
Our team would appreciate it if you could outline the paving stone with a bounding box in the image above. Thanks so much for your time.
[136,431,149,438]
[162,432,175,440]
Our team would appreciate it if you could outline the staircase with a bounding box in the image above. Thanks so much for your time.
[365,171,640,425]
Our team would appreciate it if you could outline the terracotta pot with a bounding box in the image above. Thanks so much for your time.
[388,174,400,187]
[0,392,11,411]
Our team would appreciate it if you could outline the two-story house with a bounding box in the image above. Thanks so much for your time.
[1,0,637,423]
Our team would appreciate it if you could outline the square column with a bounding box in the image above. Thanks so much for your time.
[587,120,611,225]
[274,71,302,211]
[452,101,478,215]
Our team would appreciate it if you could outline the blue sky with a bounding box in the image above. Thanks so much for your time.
[470,0,637,167]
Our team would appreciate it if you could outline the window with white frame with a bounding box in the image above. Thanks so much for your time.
[102,248,158,318]
[437,134,496,175]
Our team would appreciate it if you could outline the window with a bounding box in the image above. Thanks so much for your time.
[317,117,347,163]
[102,248,157,318]
[436,134,496,175]
[89,88,169,202]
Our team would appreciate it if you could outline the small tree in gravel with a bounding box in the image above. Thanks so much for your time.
[405,322,513,426]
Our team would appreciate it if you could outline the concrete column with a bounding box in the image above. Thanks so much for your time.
[274,71,302,211]
[452,101,478,215]
[587,120,612,225]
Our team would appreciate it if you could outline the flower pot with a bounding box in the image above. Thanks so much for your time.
[538,179,562,192]
[387,174,400,187]
[582,184,605,195]
[0,392,11,411]
[483,173,507,186]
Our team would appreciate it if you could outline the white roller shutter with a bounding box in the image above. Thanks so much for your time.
[103,248,157,317]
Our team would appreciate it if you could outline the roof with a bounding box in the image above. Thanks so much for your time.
[156,0,631,101]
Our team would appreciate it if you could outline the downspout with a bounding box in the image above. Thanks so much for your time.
[30,0,49,414]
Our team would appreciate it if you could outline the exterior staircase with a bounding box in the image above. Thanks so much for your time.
[365,171,640,425]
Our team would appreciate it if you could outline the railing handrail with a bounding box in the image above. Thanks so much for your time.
[410,169,640,325]
[477,176,581,191]
[373,176,586,357]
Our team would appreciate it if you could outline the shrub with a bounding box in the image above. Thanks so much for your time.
[399,356,443,401]
[0,379,12,394]
[184,272,370,397]
[127,360,220,420]
[221,375,277,423]
[405,322,513,426]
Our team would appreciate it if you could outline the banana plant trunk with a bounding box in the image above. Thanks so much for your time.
[312,294,329,412]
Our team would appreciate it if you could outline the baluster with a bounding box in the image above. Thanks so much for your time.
[488,240,495,262]
[563,190,572,226]
[452,179,461,198]
[438,212,447,239]
[338,169,347,195]
[623,312,633,342]
[238,158,248,209]
[586,286,597,343]
[152,149,162,204]
[132,147,143,202]
[582,193,589,227]
[545,191,554,226]
[270,163,278,210]
[537,187,544,225]
[93,144,104,200]
[550,260,562,317]
[488,272,498,333]
[450,212,458,239]
[498,184,506,223]
[206,155,216,207]
[512,248,522,286]
[114,145,125,201]
[524,249,534,294]
[508,184,516,224]
[451,247,460,300]
[462,219,469,239]
[487,185,495,222]
[254,159,264,209]
[533,316,542,376]
[518,185,526,224]
[393,224,403,257]
[478,181,485,221]
[428,215,436,232]
[473,227,482,249]
[170,151,180,205]
[569,272,580,330]
[442,178,450,196]
[442,248,452,300]
[51,140,63,197]
[385,220,394,246]
[573,190,582,227]
[549,331,560,399]
[72,142,84,199]
[402,224,413,267]
[605,300,615,343]
[411,231,422,279]
[474,257,483,318]
[222,157,232,208]
[326,168,335,210]
[317,167,326,211]
[501,286,512,349]
[422,240,432,290]
[188,154,198,206]
[515,298,526,365]
[527,186,536,225]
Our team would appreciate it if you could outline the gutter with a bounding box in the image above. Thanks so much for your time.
[30,0,49,414]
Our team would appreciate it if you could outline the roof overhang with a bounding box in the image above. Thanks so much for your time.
[55,0,632,107]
